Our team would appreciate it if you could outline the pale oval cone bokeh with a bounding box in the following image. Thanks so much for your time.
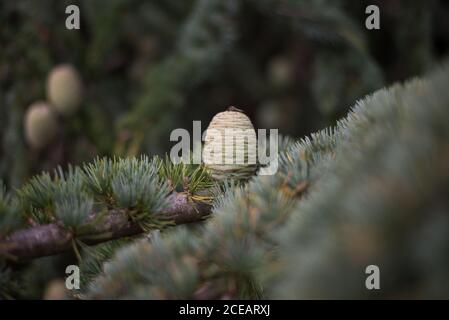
[47,64,83,116]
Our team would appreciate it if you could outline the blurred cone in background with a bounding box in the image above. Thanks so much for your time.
[203,107,258,182]
[47,64,83,116]
[267,55,294,91]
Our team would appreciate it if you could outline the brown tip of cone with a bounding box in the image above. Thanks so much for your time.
[227,106,244,113]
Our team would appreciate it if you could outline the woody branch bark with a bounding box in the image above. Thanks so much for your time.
[0,193,212,262]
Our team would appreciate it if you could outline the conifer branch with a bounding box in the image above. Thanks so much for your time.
[1,193,211,262]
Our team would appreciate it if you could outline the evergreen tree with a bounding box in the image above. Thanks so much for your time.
[1,0,449,299]
[1,62,449,299]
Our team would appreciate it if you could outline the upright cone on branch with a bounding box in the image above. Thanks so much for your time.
[24,101,58,149]
[203,107,258,182]
[47,64,83,116]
